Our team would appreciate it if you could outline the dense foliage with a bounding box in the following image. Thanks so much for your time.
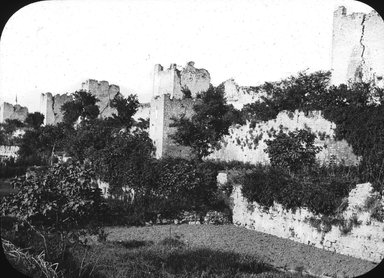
[265,129,322,173]
[0,161,106,230]
[61,90,100,125]
[171,84,244,159]
[240,164,357,216]
[97,156,222,225]
[25,112,45,129]
[240,71,384,192]
[241,71,331,125]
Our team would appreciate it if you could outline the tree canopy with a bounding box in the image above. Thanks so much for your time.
[171,84,244,160]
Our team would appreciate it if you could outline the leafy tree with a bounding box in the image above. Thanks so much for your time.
[1,119,24,135]
[61,90,100,124]
[64,119,114,162]
[90,128,155,198]
[109,93,140,128]
[17,123,70,165]
[0,161,106,231]
[240,71,331,123]
[25,112,44,129]
[171,84,244,160]
[265,129,322,173]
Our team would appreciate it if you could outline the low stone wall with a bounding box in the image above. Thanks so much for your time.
[231,182,384,263]
[0,145,19,159]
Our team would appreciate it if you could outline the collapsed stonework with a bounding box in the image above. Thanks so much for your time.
[221,79,267,110]
[81,79,121,118]
[331,6,384,86]
[40,79,121,125]
[0,102,28,123]
[153,62,211,100]
[40,92,72,125]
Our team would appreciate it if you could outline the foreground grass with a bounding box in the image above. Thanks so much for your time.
[105,224,378,278]
[65,237,309,278]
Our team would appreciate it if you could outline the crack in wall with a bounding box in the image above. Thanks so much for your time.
[51,95,56,117]
[360,14,367,64]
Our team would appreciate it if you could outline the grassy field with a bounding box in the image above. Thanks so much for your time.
[102,224,378,278]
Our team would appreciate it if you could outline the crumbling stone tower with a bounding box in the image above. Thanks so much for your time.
[331,6,384,86]
[0,102,28,123]
[149,62,210,159]
[40,79,121,125]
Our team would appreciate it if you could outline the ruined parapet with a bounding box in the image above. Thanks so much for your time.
[149,94,198,159]
[153,62,210,100]
[180,61,210,98]
[153,64,183,99]
[221,79,266,109]
[81,79,121,118]
[331,6,384,86]
[40,92,73,125]
[0,102,28,123]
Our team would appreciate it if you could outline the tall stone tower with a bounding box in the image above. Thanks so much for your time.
[331,6,384,86]
[149,62,210,159]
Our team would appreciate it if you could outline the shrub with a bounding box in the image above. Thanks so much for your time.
[0,161,107,231]
[265,129,322,173]
[241,165,355,216]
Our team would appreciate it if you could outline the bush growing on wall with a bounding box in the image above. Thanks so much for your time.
[265,129,322,173]
[240,164,356,215]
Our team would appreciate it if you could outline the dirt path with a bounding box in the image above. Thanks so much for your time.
[106,224,379,278]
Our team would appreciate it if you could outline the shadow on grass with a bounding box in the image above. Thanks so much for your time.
[63,237,312,278]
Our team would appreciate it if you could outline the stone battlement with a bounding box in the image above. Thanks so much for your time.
[0,102,28,123]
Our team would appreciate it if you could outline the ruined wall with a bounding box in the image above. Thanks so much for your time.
[222,79,267,110]
[40,93,73,125]
[0,102,28,123]
[207,110,359,166]
[134,102,151,121]
[230,180,384,263]
[149,94,198,159]
[153,64,183,100]
[153,62,210,100]
[40,79,121,125]
[0,145,19,160]
[81,79,121,118]
[331,6,384,86]
[180,61,211,98]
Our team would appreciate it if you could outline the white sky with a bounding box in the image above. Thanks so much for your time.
[0,0,375,112]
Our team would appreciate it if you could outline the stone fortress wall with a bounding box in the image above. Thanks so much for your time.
[0,102,28,123]
[331,6,384,86]
[40,92,73,125]
[207,110,360,166]
[40,79,121,125]
[81,79,121,118]
[149,62,210,159]
[228,179,384,263]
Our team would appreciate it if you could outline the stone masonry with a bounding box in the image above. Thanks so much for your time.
[0,102,28,123]
[331,6,384,86]
[40,79,121,125]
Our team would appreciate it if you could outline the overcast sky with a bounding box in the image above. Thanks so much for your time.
[0,0,375,112]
